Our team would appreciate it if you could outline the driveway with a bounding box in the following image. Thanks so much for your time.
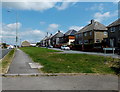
[2,75,118,90]
[49,48,120,59]
[7,49,39,74]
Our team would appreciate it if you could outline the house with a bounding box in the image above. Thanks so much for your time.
[40,36,47,47]
[107,18,120,48]
[51,30,64,47]
[75,20,108,49]
[21,41,30,47]
[46,34,53,47]
[63,29,77,45]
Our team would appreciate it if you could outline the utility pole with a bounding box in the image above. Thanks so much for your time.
[7,10,18,49]
[15,12,18,49]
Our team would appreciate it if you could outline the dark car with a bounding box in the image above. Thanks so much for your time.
[117,48,120,55]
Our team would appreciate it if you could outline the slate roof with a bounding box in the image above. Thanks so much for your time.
[52,31,64,38]
[77,20,107,34]
[65,29,77,36]
[107,18,120,27]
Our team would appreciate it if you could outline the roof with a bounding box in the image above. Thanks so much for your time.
[107,18,120,27]
[65,29,77,36]
[22,40,30,44]
[52,31,64,38]
[41,36,48,41]
[46,34,53,40]
[77,20,107,34]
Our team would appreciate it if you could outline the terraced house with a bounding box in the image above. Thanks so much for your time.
[75,20,108,49]
[107,18,120,48]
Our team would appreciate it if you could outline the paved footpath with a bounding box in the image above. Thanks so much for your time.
[7,49,39,74]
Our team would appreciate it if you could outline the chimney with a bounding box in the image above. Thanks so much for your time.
[91,19,94,24]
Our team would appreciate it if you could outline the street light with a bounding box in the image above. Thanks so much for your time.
[7,10,18,49]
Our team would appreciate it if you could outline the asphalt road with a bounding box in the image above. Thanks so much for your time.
[7,49,39,74]
[0,48,11,59]
[2,75,118,90]
[49,48,120,59]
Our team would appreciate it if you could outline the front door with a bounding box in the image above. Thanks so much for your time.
[110,38,114,47]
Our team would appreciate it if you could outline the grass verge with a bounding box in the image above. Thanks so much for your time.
[0,49,15,74]
[20,47,118,74]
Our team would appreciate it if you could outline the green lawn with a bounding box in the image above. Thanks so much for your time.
[20,47,116,74]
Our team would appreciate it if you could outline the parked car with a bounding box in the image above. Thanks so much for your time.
[48,45,53,48]
[61,45,70,50]
[117,48,120,55]
[7,45,14,49]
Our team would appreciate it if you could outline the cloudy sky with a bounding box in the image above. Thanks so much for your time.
[1,1,119,45]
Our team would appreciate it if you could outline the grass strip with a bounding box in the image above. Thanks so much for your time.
[0,49,15,74]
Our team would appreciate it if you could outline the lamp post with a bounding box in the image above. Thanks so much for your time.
[7,10,18,49]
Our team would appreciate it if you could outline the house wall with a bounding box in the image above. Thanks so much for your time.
[108,25,120,47]
[64,36,75,45]
[94,31,108,43]
[75,30,107,45]
[22,41,30,47]
[75,33,83,44]
[83,31,94,44]
[68,39,75,45]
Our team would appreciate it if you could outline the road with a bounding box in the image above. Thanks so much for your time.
[2,75,118,90]
[49,48,120,59]
[0,48,11,59]
[7,49,39,74]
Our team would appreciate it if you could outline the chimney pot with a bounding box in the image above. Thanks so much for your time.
[91,19,94,24]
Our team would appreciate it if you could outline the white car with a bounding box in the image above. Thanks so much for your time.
[61,45,70,50]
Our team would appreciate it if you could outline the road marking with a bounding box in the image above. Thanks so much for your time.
[28,63,43,69]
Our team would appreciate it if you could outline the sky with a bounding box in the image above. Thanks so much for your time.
[1,1,119,45]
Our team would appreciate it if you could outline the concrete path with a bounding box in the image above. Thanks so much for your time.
[49,48,120,59]
[2,75,118,90]
[7,49,39,74]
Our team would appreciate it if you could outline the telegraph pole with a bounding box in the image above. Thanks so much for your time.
[7,10,18,49]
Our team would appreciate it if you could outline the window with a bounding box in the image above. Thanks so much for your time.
[84,32,87,36]
[96,39,100,43]
[118,38,120,43]
[79,40,83,44]
[104,32,107,35]
[84,40,88,44]
[90,31,92,36]
[110,27,116,32]
[75,35,78,39]
[119,26,120,30]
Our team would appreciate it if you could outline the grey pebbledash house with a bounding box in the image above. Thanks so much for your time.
[107,18,120,48]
